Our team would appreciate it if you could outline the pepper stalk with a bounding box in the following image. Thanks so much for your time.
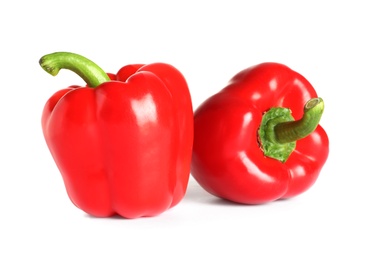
[39,52,110,88]
[258,98,324,163]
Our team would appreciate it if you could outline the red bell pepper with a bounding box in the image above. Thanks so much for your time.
[191,62,329,204]
[40,52,193,218]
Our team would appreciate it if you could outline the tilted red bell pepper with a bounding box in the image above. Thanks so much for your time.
[40,52,193,218]
[191,62,329,204]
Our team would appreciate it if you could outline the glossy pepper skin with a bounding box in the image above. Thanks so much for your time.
[40,52,193,218]
[191,62,329,204]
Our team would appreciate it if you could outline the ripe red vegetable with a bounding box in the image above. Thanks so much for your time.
[40,52,193,218]
[191,62,329,204]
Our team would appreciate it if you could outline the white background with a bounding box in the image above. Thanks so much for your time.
[1,0,367,259]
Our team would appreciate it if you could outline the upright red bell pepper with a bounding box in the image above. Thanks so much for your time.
[191,62,329,204]
[40,52,193,218]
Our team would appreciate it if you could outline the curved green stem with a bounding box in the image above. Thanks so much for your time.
[258,97,324,162]
[275,98,324,143]
[39,52,110,88]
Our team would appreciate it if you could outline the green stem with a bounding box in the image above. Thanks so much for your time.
[258,97,324,162]
[39,52,110,88]
[274,98,324,143]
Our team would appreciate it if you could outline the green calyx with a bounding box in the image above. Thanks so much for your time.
[258,98,324,163]
[258,107,296,163]
[39,52,110,88]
